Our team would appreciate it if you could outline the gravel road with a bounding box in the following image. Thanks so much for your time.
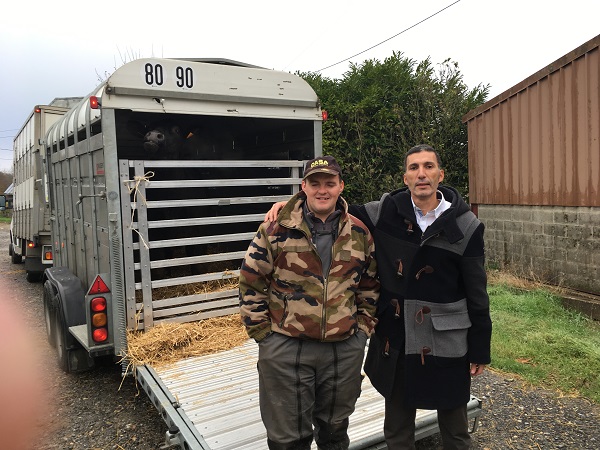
[1,221,599,450]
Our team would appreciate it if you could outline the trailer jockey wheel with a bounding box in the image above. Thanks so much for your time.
[43,281,57,348]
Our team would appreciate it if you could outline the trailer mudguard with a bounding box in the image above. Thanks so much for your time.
[45,266,86,328]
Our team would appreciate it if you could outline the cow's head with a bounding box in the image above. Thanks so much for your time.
[143,124,185,155]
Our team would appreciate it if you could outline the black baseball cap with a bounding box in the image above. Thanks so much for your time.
[302,156,342,180]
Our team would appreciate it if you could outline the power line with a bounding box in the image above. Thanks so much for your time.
[316,0,461,73]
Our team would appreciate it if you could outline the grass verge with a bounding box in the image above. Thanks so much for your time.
[0,216,11,223]
[488,276,600,403]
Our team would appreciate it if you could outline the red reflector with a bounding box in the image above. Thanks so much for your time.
[91,297,107,312]
[88,275,110,294]
[90,96,99,109]
[35,107,41,113]
[92,328,108,343]
[322,110,328,121]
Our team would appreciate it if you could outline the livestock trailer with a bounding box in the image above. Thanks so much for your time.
[10,100,80,280]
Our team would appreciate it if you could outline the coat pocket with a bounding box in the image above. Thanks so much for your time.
[430,310,471,358]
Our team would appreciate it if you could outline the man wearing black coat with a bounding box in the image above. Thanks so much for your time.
[354,144,492,449]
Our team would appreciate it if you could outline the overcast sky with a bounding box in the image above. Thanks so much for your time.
[1,0,599,172]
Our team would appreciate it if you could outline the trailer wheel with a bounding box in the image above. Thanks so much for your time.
[8,241,12,256]
[53,302,94,373]
[54,304,70,372]
[43,281,57,348]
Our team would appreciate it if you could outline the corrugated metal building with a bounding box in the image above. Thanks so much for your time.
[463,34,599,296]
[2,182,13,209]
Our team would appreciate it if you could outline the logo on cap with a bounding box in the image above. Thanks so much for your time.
[310,159,330,169]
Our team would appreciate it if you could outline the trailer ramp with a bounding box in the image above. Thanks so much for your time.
[136,340,482,449]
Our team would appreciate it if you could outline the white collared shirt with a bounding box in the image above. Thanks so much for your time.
[411,191,451,232]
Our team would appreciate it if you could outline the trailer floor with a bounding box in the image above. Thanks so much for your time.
[136,339,481,450]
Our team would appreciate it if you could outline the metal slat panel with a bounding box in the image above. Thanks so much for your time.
[138,270,240,290]
[151,289,238,309]
[134,251,246,271]
[146,178,302,189]
[138,160,305,169]
[135,214,265,229]
[143,195,293,209]
[152,297,238,318]
[154,306,242,325]
[120,160,138,329]
[138,232,255,250]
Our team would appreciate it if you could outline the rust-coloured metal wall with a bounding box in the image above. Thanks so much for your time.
[463,34,600,207]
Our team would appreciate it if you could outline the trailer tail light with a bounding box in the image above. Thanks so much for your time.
[27,241,36,248]
[88,275,110,344]
[90,297,108,328]
[322,110,328,121]
[90,296,108,343]
[93,328,108,342]
[91,297,107,312]
[42,245,53,263]
[92,313,107,327]
[90,96,100,109]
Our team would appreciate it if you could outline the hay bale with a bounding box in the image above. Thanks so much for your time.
[126,314,248,368]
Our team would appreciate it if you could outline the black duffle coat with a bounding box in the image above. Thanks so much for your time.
[350,186,492,410]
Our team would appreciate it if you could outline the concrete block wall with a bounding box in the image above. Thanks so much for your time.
[477,205,600,295]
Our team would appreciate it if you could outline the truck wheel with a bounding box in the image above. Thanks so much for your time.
[26,271,42,283]
[43,281,57,348]
[8,241,12,256]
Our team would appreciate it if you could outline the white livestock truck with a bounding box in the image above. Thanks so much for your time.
[40,57,481,449]
[10,99,81,281]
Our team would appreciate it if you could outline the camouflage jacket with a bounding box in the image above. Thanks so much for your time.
[239,192,379,342]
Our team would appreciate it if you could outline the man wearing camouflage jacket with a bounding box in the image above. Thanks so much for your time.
[239,155,379,450]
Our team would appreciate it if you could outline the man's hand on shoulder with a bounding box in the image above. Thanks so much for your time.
[264,201,287,222]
